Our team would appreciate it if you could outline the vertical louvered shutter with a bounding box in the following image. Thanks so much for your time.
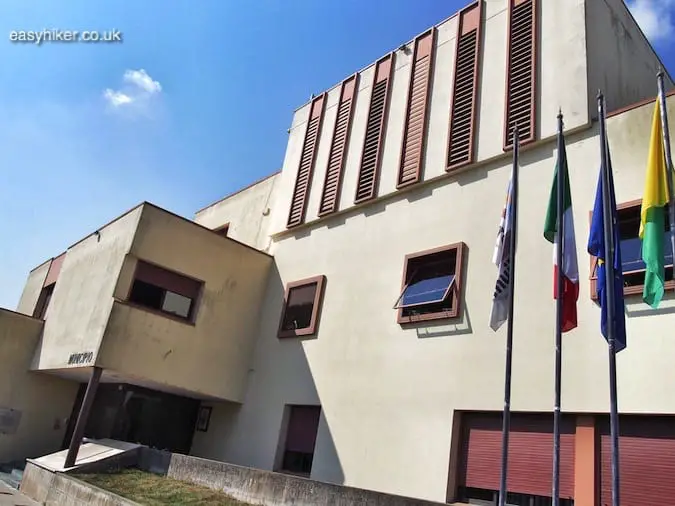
[355,54,393,204]
[398,30,435,189]
[318,74,358,216]
[447,2,482,171]
[504,0,537,149]
[287,94,326,228]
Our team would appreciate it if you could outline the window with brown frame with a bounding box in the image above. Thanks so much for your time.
[128,260,203,322]
[589,200,674,299]
[33,283,55,319]
[395,243,465,324]
[280,405,321,475]
[447,1,482,171]
[288,94,327,229]
[278,275,326,338]
[503,0,537,149]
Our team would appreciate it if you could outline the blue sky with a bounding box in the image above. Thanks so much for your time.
[0,0,673,309]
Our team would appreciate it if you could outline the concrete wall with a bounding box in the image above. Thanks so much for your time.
[585,0,674,116]
[194,172,280,252]
[21,462,139,506]
[140,448,448,506]
[270,0,591,236]
[195,95,675,503]
[97,205,273,402]
[31,208,142,371]
[15,260,50,316]
[0,309,77,463]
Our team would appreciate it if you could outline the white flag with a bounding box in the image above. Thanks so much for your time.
[490,176,514,331]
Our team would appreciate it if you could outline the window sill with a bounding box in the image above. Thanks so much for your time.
[114,298,197,326]
[589,279,675,301]
[278,328,316,339]
[397,309,459,325]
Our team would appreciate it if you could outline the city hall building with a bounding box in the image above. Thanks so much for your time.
[2,1,675,504]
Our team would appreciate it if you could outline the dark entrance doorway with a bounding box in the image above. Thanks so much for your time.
[62,383,200,454]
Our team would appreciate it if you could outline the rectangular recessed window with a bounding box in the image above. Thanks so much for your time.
[590,200,674,299]
[34,283,55,319]
[447,2,482,170]
[504,0,537,149]
[281,405,321,476]
[398,29,435,189]
[396,243,465,324]
[355,54,393,204]
[288,94,327,228]
[128,260,203,322]
[319,75,358,217]
[278,275,326,338]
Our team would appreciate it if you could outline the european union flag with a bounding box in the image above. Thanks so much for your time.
[588,152,627,352]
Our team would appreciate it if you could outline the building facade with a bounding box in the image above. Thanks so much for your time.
[3,1,675,505]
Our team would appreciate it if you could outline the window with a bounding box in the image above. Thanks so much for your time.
[504,0,537,149]
[590,200,674,299]
[395,243,465,324]
[128,261,203,321]
[280,405,321,475]
[34,283,55,319]
[288,94,327,228]
[278,275,326,338]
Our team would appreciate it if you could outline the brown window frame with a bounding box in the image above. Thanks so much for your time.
[33,283,56,319]
[287,93,327,229]
[318,74,359,217]
[277,275,326,339]
[125,260,204,324]
[397,242,466,324]
[503,0,538,150]
[588,199,675,300]
[397,28,435,189]
[354,53,394,204]
[446,0,483,171]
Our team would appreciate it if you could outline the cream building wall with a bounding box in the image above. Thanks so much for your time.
[191,0,675,501]
[193,172,280,251]
[15,261,50,317]
[98,204,273,402]
[0,309,77,462]
[193,95,675,503]
[30,207,142,371]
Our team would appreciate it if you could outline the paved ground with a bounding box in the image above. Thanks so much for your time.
[0,482,38,506]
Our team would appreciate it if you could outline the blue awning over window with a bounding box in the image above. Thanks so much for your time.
[397,274,455,308]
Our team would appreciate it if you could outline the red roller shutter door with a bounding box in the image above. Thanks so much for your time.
[599,415,675,506]
[459,412,575,499]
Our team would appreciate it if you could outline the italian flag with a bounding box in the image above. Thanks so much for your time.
[543,128,579,332]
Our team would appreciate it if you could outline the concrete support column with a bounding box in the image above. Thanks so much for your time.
[574,415,597,506]
[64,366,102,468]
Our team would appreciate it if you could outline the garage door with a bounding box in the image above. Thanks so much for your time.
[599,415,675,506]
[458,412,576,500]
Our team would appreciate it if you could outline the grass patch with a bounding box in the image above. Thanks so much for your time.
[73,468,252,505]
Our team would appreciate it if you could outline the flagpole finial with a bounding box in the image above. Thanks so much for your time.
[558,107,563,120]
[597,89,603,101]
[657,67,664,79]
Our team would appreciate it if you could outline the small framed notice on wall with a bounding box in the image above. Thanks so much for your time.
[196,406,212,432]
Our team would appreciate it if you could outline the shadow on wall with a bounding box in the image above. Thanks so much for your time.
[188,262,345,486]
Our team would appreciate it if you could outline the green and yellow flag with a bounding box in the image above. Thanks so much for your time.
[640,96,670,308]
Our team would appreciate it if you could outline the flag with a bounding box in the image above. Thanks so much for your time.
[544,127,579,332]
[588,147,627,352]
[490,176,514,331]
[639,96,670,308]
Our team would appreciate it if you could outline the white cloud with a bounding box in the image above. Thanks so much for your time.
[103,68,162,112]
[103,89,133,107]
[123,69,162,94]
[628,0,675,43]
